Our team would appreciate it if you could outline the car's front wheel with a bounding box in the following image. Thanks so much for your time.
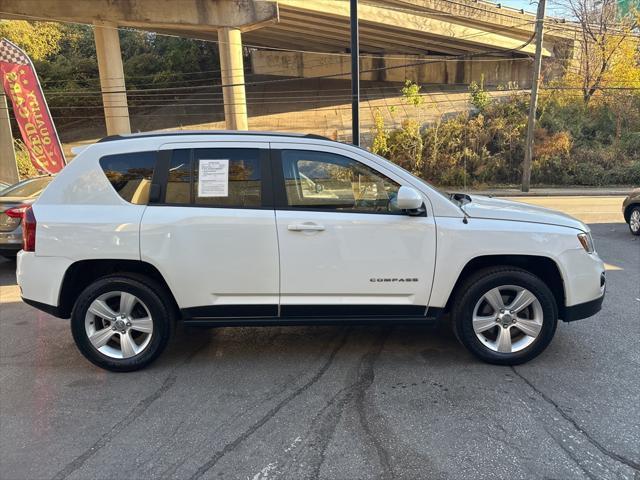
[628,206,640,236]
[71,275,173,372]
[452,267,558,365]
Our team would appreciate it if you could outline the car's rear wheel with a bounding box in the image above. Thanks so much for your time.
[71,275,173,372]
[628,206,640,235]
[452,267,558,365]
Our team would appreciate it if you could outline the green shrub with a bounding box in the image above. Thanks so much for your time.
[387,120,423,175]
[14,139,38,179]
[371,88,639,187]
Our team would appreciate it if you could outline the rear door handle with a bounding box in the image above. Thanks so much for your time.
[287,223,325,232]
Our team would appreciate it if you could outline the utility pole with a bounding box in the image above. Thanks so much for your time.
[350,0,360,146]
[0,93,19,185]
[522,0,547,192]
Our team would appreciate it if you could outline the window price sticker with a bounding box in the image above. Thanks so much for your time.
[198,159,229,197]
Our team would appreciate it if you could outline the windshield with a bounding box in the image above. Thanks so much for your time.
[0,177,52,198]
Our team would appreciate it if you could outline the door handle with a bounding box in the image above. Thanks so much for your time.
[287,223,325,232]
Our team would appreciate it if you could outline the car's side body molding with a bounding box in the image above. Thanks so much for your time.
[181,306,444,327]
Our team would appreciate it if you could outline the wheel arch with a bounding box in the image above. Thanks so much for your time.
[57,259,179,319]
[623,202,640,223]
[443,255,566,317]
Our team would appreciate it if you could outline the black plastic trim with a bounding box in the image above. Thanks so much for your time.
[561,295,604,322]
[22,297,67,319]
[98,131,330,143]
[149,149,171,205]
[180,304,441,327]
[280,304,427,318]
[182,304,278,319]
[183,316,440,327]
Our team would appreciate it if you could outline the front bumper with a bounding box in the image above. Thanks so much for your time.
[562,292,605,322]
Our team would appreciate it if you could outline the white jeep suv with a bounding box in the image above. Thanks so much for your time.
[17,132,606,371]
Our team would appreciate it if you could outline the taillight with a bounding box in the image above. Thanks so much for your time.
[4,204,29,218]
[22,206,36,252]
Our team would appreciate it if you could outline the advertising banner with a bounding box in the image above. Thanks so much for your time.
[0,38,65,174]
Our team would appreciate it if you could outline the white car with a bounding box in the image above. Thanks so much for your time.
[17,132,606,371]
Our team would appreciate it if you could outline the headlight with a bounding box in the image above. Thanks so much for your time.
[577,233,594,253]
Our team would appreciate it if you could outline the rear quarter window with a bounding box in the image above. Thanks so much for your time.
[99,151,156,204]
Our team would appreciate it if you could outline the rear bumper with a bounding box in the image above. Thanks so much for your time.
[21,297,66,319]
[17,251,72,314]
[0,230,22,255]
[562,293,605,322]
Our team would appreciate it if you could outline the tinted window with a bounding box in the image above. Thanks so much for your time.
[193,149,261,208]
[165,149,191,204]
[0,177,52,198]
[99,151,155,204]
[281,150,401,213]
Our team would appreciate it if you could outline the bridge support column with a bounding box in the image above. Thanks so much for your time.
[94,21,131,135]
[218,27,248,130]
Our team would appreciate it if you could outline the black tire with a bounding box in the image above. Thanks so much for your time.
[628,206,640,236]
[451,266,558,365]
[71,274,173,372]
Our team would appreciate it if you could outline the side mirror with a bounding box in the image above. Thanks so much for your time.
[395,186,424,213]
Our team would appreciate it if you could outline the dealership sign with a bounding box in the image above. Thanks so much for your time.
[0,38,65,174]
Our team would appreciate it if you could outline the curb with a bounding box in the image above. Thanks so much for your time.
[465,189,632,197]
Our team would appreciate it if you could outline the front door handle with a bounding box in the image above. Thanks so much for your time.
[287,223,325,232]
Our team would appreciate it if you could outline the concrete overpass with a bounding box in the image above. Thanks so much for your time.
[0,0,578,135]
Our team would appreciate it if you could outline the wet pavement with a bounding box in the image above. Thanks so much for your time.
[1,222,638,480]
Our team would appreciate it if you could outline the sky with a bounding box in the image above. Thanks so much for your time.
[497,0,569,17]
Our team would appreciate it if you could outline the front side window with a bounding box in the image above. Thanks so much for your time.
[99,151,155,204]
[281,150,401,213]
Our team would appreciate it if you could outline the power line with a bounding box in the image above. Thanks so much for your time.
[29,31,538,97]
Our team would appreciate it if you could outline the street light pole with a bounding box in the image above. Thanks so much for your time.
[350,0,360,146]
[522,0,547,192]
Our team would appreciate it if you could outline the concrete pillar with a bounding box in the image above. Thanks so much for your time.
[94,21,131,135]
[218,27,248,130]
[0,94,19,185]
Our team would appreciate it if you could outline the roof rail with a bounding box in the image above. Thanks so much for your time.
[97,130,332,143]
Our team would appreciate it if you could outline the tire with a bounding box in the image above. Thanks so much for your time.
[628,206,640,236]
[71,274,173,372]
[451,267,558,365]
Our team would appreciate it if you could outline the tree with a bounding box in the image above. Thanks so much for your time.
[0,20,64,60]
[559,0,639,103]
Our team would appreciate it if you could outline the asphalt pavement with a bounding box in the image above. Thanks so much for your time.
[0,211,638,479]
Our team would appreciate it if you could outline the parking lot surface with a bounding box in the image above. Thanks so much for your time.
[1,218,639,479]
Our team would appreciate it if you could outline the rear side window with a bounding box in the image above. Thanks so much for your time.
[99,151,156,204]
[163,148,261,208]
[194,149,261,208]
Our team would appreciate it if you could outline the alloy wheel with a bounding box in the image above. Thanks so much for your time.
[472,285,543,354]
[630,209,640,233]
[84,291,154,359]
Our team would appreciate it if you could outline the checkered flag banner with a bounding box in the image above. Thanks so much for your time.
[0,39,29,66]
[1,37,66,173]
